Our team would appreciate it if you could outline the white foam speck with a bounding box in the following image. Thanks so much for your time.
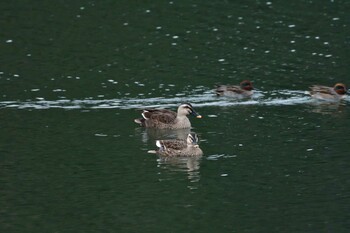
[53,89,66,92]
[95,133,108,137]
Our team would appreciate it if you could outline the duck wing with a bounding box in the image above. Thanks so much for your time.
[143,109,177,124]
[157,139,187,150]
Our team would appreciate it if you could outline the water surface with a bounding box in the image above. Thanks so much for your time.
[1,1,350,232]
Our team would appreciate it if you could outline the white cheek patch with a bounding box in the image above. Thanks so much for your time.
[156,140,162,148]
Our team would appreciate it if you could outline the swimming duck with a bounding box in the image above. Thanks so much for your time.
[134,103,202,129]
[148,133,203,157]
[215,80,254,98]
[309,83,347,101]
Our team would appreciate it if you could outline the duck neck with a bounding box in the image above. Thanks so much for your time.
[174,115,191,128]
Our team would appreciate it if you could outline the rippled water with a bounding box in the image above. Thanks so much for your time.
[1,0,350,232]
[1,89,349,110]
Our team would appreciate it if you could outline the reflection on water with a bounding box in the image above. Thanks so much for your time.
[306,101,347,115]
[157,156,202,185]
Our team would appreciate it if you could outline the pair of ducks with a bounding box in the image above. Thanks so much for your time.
[134,103,203,157]
[135,81,348,157]
[216,80,348,101]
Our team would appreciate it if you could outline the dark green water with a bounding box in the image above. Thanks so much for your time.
[1,1,350,232]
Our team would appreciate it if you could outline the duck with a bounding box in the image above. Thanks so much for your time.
[309,83,347,101]
[215,80,254,98]
[134,103,202,129]
[148,133,203,157]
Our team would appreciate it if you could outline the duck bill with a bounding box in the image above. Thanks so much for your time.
[191,111,202,118]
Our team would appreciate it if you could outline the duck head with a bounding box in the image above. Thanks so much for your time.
[186,133,199,145]
[333,83,347,95]
[178,103,202,118]
[240,80,254,91]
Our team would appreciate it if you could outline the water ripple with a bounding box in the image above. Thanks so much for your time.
[0,90,347,110]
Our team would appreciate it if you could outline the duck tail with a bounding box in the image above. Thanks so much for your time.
[134,118,145,126]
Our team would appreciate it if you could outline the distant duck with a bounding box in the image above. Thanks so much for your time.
[309,83,347,101]
[148,133,203,157]
[215,80,254,98]
[134,103,202,129]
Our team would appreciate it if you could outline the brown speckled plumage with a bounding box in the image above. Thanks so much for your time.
[215,80,254,98]
[134,103,202,129]
[148,133,203,157]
